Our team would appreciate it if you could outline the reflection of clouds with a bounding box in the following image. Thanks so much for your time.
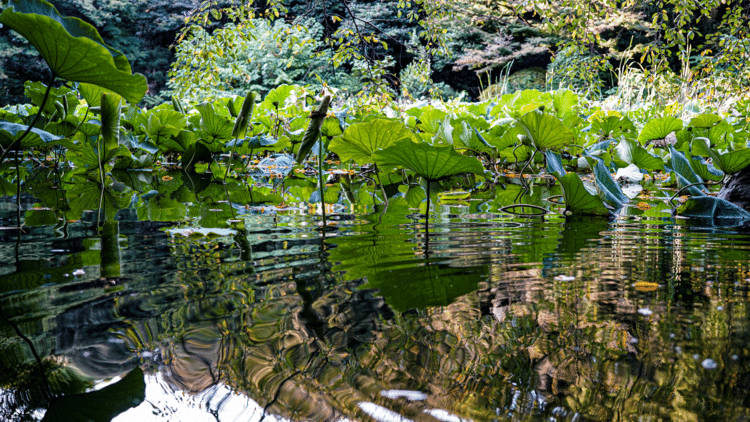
[380,390,428,401]
[358,402,414,422]
[423,408,473,422]
[113,374,285,422]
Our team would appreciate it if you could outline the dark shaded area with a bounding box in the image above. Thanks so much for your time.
[718,164,750,211]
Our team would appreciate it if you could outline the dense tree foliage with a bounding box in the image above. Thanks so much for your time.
[1,0,748,106]
[1,0,200,105]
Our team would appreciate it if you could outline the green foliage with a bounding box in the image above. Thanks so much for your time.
[169,19,354,102]
[372,138,485,181]
[0,0,147,104]
[331,118,414,164]
[548,45,612,99]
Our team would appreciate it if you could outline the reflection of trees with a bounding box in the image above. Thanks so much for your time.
[82,218,750,421]
[4,204,750,421]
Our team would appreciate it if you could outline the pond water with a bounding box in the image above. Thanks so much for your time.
[2,174,750,422]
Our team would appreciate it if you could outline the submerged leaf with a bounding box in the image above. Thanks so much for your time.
[42,367,145,422]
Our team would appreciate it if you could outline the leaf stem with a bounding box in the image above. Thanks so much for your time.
[373,163,388,205]
[669,181,720,209]
[318,140,327,230]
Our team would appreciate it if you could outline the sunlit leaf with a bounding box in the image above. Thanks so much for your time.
[638,116,683,144]
[515,109,575,150]
[330,118,413,164]
[693,137,750,175]
[551,89,579,118]
[688,113,721,128]
[372,139,485,181]
[614,138,664,171]
[100,92,121,152]
[195,102,234,147]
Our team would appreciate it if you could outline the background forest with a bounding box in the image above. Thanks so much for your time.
[1,0,748,108]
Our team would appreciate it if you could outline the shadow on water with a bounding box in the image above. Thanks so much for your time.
[3,175,750,421]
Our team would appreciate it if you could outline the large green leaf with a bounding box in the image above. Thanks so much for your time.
[452,122,494,154]
[321,115,343,138]
[593,159,628,207]
[195,102,234,149]
[231,91,256,139]
[692,137,750,175]
[551,89,579,118]
[676,196,750,220]
[78,83,118,108]
[614,138,664,171]
[416,109,448,134]
[0,0,147,104]
[670,146,706,196]
[688,113,722,128]
[261,84,295,110]
[550,170,611,216]
[330,118,414,164]
[100,92,121,151]
[372,139,485,181]
[689,155,724,182]
[713,149,750,175]
[637,116,683,144]
[515,109,575,150]
[142,109,187,141]
[590,112,636,139]
[545,150,566,177]
[0,121,63,149]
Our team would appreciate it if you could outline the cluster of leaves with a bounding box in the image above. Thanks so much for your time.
[6,77,750,225]
[3,0,750,230]
[168,18,366,103]
[168,0,460,104]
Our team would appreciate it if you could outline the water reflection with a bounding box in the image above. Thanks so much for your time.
[2,194,750,421]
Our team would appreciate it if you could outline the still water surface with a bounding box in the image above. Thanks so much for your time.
[2,189,750,421]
